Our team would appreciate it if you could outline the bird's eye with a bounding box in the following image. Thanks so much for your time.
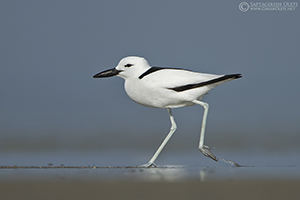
[124,64,133,67]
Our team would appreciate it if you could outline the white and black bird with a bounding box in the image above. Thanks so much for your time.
[93,56,242,167]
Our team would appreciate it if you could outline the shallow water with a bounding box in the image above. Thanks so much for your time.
[0,149,299,182]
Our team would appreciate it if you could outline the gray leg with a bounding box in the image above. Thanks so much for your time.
[192,100,218,162]
[139,108,177,167]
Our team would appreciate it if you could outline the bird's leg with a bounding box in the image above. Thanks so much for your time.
[192,100,218,162]
[139,108,177,168]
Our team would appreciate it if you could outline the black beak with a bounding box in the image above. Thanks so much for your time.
[93,68,122,78]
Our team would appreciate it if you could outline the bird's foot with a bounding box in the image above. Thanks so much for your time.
[138,162,157,168]
[199,145,219,162]
[219,158,242,167]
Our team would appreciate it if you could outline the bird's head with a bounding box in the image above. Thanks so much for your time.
[93,56,151,80]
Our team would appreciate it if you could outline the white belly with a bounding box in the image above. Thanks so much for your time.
[124,79,207,108]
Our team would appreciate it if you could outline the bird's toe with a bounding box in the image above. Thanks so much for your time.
[138,162,157,168]
[199,145,218,162]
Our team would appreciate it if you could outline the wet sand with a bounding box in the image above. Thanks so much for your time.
[1,180,300,200]
[1,151,299,199]
[0,164,300,200]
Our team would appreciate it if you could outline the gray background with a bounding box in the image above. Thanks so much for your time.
[1,0,299,154]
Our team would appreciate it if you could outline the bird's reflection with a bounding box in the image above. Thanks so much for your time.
[126,165,216,182]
